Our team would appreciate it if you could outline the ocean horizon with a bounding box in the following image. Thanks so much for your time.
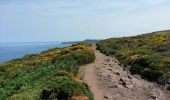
[0,41,71,64]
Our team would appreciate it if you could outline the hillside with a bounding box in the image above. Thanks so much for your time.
[97,30,170,87]
[1,30,170,100]
[0,43,95,100]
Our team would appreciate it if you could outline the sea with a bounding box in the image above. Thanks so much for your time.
[0,41,71,64]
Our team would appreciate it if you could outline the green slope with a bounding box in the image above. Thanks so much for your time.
[97,30,170,86]
[0,43,95,100]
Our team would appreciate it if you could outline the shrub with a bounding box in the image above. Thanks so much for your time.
[142,68,163,81]
[130,64,144,74]
[40,76,93,100]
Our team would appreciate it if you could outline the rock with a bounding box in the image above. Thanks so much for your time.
[134,75,141,80]
[104,77,110,81]
[165,84,170,90]
[106,59,110,61]
[107,75,111,77]
[122,81,126,86]
[167,79,170,84]
[108,85,114,88]
[127,66,131,68]
[120,78,127,86]
[149,93,157,100]
[109,85,118,88]
[109,64,112,67]
[132,88,135,91]
[123,67,126,70]
[108,84,118,88]
[108,68,112,71]
[150,95,156,100]
[118,63,121,66]
[128,75,132,79]
[104,95,109,99]
[120,78,124,82]
[114,85,119,88]
[115,72,120,76]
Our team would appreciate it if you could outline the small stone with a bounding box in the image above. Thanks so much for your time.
[167,79,170,84]
[127,66,131,68]
[115,72,120,76]
[122,81,126,86]
[132,88,135,91]
[149,93,157,100]
[128,75,132,79]
[120,78,124,82]
[109,64,112,67]
[119,78,127,86]
[165,84,170,90]
[104,95,109,99]
[108,68,112,71]
[123,67,126,70]
[118,63,121,66]
[107,75,111,77]
[108,84,118,88]
[108,85,114,88]
[111,85,118,88]
[151,96,156,100]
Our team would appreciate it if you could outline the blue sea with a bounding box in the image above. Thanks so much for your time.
[0,42,71,64]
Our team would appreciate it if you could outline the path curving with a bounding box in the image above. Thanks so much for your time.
[80,45,170,100]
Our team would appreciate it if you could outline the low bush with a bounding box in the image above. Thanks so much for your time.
[41,75,93,100]
[142,68,163,81]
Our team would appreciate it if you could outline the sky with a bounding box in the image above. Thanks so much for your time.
[0,0,170,42]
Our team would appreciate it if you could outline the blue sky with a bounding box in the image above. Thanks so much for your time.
[1,0,170,42]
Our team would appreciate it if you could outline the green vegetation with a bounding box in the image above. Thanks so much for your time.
[0,43,95,100]
[97,30,170,85]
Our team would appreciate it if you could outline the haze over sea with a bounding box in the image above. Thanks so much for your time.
[0,42,71,64]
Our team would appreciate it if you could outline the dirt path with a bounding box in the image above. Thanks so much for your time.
[80,45,170,100]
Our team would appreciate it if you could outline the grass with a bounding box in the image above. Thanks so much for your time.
[0,43,95,100]
[97,30,170,85]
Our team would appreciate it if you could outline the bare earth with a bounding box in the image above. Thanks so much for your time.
[80,45,170,100]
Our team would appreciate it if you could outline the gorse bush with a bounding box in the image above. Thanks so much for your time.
[97,30,170,85]
[0,43,95,100]
[41,74,93,100]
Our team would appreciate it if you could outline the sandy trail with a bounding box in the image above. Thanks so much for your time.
[80,45,170,100]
